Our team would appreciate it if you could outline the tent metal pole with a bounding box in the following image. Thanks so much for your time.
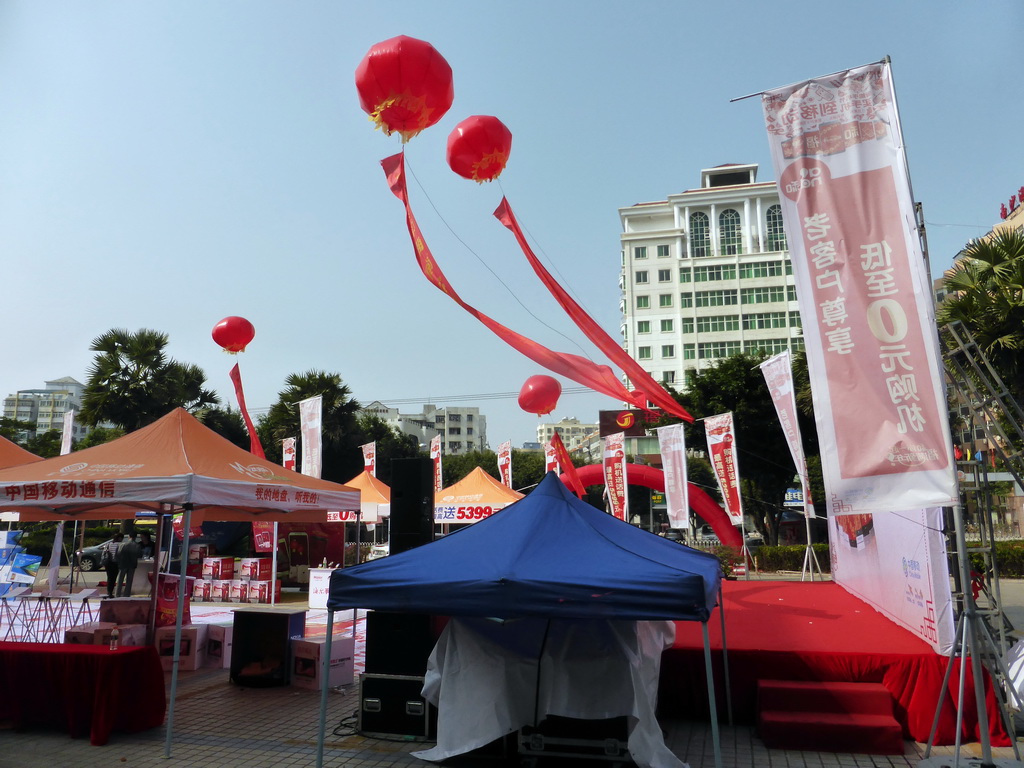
[316,607,335,768]
[164,504,192,758]
[270,521,279,606]
[702,621,722,768]
[717,584,733,726]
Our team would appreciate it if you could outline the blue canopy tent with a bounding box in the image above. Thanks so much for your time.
[315,472,726,768]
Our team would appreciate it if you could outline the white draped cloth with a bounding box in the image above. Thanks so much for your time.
[412,616,687,768]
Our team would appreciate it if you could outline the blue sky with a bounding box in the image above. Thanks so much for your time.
[1,2,1021,450]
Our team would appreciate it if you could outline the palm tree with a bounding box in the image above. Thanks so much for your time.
[938,229,1024,402]
[80,328,219,431]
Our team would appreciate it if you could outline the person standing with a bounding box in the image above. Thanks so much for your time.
[137,530,154,559]
[115,536,141,597]
[102,534,124,599]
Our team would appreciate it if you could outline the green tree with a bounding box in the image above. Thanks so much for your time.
[194,406,250,450]
[22,429,62,458]
[437,448,545,493]
[74,426,125,450]
[938,230,1024,402]
[80,328,219,430]
[0,417,34,444]
[257,371,362,483]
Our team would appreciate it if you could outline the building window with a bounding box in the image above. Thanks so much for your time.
[681,318,694,333]
[436,416,446,424]
[680,292,693,308]
[637,320,651,334]
[789,311,802,328]
[744,338,791,355]
[684,368,698,387]
[791,336,805,351]
[635,270,649,284]
[657,268,672,282]
[739,260,784,279]
[741,286,786,304]
[742,311,788,330]
[683,344,696,360]
[659,294,673,308]
[679,268,691,283]
[636,295,650,309]
[695,289,738,307]
[694,265,736,282]
[787,285,798,301]
[698,341,742,359]
[467,428,474,435]
[657,244,671,258]
[662,345,675,358]
[660,319,674,332]
[638,346,652,360]
[663,370,676,384]
[449,427,462,435]
[689,212,711,257]
[766,204,787,251]
[634,246,648,259]
[696,315,740,333]
[719,209,742,256]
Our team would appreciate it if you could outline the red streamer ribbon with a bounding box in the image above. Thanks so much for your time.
[229,363,266,459]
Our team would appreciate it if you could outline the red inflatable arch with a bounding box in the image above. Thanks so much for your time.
[565,463,742,547]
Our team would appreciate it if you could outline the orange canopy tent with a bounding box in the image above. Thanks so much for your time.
[434,466,523,524]
[342,470,390,525]
[0,435,41,470]
[0,408,359,523]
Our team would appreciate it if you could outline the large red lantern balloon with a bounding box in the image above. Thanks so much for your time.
[446,115,512,183]
[354,36,454,143]
[212,316,255,354]
[518,375,561,416]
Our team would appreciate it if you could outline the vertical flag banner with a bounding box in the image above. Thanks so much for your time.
[282,437,296,472]
[705,413,743,525]
[761,61,956,515]
[228,363,266,459]
[46,410,78,590]
[603,432,628,521]
[544,441,558,475]
[550,431,586,498]
[497,440,513,489]
[657,423,690,530]
[759,351,816,517]
[60,410,75,456]
[361,442,377,477]
[299,395,323,479]
[430,435,443,493]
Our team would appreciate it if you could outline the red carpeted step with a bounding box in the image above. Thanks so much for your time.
[757,680,904,755]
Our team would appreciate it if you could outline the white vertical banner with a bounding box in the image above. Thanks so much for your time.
[657,423,689,529]
[761,61,956,516]
[497,440,512,489]
[705,413,743,525]
[298,395,322,479]
[759,351,816,517]
[361,442,376,477]
[603,432,628,521]
[60,410,75,456]
[281,437,296,472]
[46,410,77,591]
[430,435,443,493]
[544,441,558,475]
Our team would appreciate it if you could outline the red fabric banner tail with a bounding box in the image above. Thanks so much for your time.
[228,363,266,459]
[551,431,586,498]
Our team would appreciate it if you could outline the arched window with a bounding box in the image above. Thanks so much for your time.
[719,209,742,255]
[766,204,787,251]
[689,212,710,258]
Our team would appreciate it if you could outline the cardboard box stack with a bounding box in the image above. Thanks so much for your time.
[247,579,282,604]
[239,557,272,580]
[65,621,146,647]
[205,623,233,669]
[154,624,209,671]
[290,636,355,690]
[202,556,234,580]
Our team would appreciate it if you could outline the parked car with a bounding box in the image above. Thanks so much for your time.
[76,539,114,571]
[366,544,389,561]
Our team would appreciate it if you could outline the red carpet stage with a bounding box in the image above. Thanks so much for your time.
[659,580,1010,746]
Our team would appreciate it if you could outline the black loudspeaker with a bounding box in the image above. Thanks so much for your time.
[364,610,435,676]
[389,457,435,555]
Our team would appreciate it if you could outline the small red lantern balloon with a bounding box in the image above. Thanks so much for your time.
[354,35,454,143]
[518,375,561,416]
[446,115,512,183]
[212,316,255,354]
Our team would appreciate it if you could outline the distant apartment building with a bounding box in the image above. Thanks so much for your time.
[618,163,804,390]
[361,401,488,455]
[536,417,598,454]
[3,377,93,441]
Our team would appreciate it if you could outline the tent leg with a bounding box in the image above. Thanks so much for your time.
[164,504,191,759]
[316,608,334,768]
[702,622,722,768]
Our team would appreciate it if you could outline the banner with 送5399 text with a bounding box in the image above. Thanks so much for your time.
[761,61,956,516]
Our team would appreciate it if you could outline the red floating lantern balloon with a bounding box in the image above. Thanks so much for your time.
[354,35,454,143]
[446,115,512,183]
[518,375,561,416]
[212,316,255,354]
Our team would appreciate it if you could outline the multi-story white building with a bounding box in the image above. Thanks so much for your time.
[619,163,804,389]
[2,376,93,441]
[361,401,488,455]
[535,417,598,454]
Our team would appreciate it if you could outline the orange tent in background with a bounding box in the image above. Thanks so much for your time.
[434,466,524,525]
[0,435,41,470]
[342,470,391,524]
[0,408,359,522]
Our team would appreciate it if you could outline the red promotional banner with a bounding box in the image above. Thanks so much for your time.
[382,153,649,412]
[229,363,266,459]
[551,431,586,498]
[603,432,628,521]
[544,441,558,475]
[762,61,956,515]
[430,435,443,493]
[361,442,376,477]
[705,413,742,525]
[759,351,815,517]
[497,440,512,489]
[282,437,296,472]
[252,521,275,553]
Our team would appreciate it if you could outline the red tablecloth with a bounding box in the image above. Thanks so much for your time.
[0,642,166,745]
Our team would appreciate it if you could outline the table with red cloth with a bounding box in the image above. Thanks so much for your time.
[0,642,166,745]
